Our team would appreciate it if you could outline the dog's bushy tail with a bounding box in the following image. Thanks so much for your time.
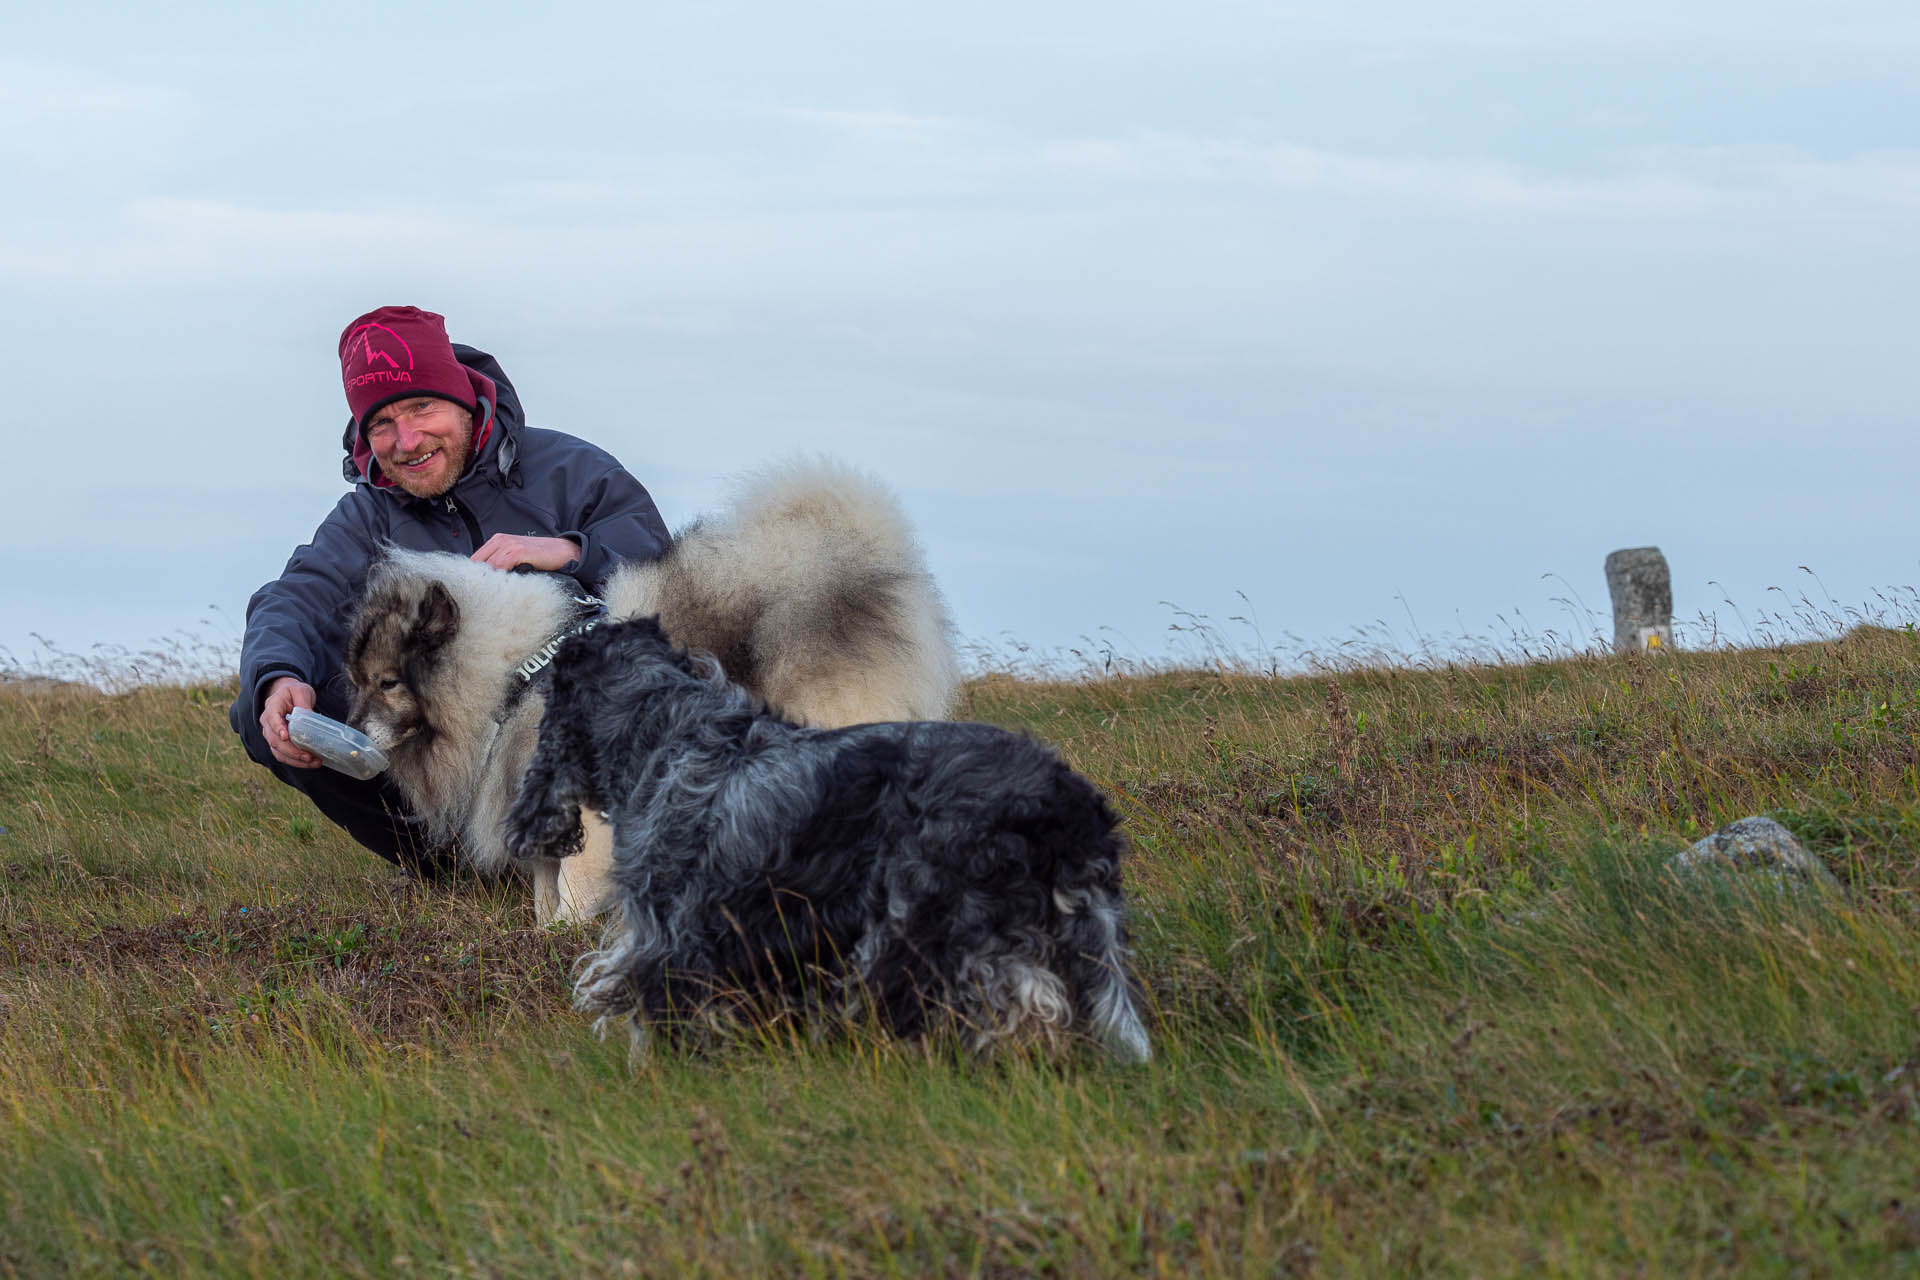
[1057,878,1154,1064]
[601,456,960,727]
[1030,768,1153,1065]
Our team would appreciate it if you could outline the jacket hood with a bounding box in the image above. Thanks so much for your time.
[341,344,526,494]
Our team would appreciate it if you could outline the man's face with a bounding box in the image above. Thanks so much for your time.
[364,396,473,498]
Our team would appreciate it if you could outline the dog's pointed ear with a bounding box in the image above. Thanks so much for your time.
[346,581,396,673]
[346,602,376,672]
[411,581,460,654]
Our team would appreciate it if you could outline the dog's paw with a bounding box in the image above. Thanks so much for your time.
[504,803,585,862]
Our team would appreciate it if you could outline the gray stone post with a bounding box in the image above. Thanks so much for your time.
[1605,547,1673,654]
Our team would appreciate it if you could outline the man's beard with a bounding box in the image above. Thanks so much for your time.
[387,433,471,497]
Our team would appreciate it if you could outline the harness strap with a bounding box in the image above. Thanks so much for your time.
[492,593,607,726]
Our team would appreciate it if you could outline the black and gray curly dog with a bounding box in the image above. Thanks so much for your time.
[502,615,1152,1062]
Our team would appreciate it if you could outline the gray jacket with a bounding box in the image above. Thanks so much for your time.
[230,344,670,731]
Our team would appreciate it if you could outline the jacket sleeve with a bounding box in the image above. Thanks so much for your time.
[233,492,386,726]
[555,456,672,591]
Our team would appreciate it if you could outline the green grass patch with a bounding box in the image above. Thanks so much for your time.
[6,628,1920,1274]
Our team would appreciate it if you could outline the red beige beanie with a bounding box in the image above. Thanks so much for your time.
[338,306,477,432]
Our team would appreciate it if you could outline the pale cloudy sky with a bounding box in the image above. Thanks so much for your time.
[4,1,1917,678]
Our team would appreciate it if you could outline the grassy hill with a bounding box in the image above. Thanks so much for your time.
[4,628,1920,1277]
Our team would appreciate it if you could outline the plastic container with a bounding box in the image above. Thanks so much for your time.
[287,708,390,780]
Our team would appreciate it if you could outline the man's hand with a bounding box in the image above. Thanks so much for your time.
[470,534,582,573]
[261,677,322,769]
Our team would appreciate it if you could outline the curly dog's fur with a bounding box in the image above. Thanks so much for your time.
[503,616,1152,1062]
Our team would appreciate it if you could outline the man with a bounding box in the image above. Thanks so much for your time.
[230,306,671,871]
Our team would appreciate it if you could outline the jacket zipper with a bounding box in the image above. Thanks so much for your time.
[444,495,484,552]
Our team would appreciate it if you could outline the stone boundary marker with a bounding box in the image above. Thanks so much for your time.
[1605,546,1673,654]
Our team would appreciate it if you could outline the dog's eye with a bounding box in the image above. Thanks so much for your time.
[378,677,401,692]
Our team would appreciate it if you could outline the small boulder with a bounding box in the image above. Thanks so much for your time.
[1669,816,1840,891]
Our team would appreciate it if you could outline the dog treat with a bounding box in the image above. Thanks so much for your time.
[287,708,389,780]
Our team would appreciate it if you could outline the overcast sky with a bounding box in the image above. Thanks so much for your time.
[5,1,1917,680]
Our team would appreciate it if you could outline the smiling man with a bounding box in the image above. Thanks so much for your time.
[230,306,671,873]
[364,395,472,498]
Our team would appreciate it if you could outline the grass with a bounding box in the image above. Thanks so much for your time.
[5,620,1920,1276]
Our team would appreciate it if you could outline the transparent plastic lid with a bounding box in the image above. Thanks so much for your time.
[286,708,390,780]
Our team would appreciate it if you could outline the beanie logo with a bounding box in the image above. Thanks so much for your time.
[341,323,416,392]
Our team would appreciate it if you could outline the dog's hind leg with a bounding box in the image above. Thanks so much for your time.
[963,945,1076,1055]
[847,926,944,1041]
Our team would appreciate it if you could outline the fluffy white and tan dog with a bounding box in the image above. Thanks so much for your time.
[344,459,960,923]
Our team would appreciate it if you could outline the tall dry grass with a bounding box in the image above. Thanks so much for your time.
[5,610,1920,1275]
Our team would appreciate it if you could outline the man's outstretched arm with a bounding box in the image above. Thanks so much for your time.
[233,491,383,741]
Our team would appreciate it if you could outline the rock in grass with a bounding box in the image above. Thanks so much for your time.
[1669,816,1840,891]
